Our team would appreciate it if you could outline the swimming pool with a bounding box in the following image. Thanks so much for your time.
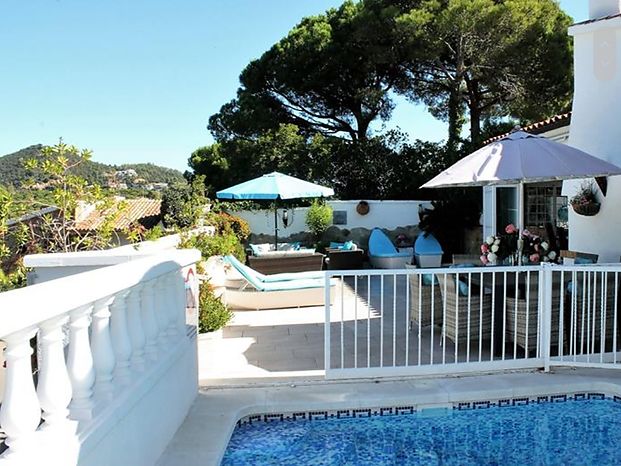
[222,395,621,465]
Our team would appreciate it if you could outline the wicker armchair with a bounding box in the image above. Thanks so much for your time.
[437,274,493,344]
[407,270,444,328]
[504,273,562,352]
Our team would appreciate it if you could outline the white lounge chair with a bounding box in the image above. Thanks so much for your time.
[221,255,337,310]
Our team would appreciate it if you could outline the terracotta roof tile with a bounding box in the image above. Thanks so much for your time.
[75,198,161,231]
[483,112,571,145]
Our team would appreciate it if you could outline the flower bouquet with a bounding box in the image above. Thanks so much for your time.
[481,224,558,265]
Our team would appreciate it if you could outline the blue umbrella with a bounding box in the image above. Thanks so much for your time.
[216,172,334,246]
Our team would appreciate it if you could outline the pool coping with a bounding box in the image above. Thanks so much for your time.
[156,369,621,466]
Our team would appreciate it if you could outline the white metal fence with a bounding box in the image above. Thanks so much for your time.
[323,264,621,379]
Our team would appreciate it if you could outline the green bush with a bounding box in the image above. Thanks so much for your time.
[305,199,333,239]
[198,282,233,333]
[181,231,245,262]
[205,211,250,241]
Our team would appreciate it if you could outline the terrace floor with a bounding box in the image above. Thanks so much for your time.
[199,276,511,386]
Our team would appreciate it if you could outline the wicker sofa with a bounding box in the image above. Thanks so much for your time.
[326,248,365,270]
[248,251,325,274]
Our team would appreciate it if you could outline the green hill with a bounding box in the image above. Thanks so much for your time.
[0,145,185,188]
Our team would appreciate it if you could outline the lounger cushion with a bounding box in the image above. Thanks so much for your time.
[224,255,328,291]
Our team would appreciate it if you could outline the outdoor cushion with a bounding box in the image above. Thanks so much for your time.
[330,242,345,249]
[224,255,325,284]
[343,240,355,250]
[249,242,304,256]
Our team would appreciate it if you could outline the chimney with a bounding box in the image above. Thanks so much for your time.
[590,0,621,19]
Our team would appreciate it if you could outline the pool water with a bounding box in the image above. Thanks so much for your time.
[222,399,621,465]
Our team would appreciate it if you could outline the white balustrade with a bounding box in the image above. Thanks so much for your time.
[164,273,180,338]
[38,315,73,428]
[0,248,204,462]
[91,296,116,401]
[67,304,95,420]
[141,279,160,361]
[175,269,188,335]
[110,289,133,386]
[154,279,171,346]
[0,327,41,453]
[126,283,146,372]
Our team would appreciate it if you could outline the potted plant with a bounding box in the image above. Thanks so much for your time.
[570,182,600,216]
[198,280,233,339]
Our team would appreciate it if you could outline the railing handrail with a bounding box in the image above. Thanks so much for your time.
[324,264,543,277]
[0,248,201,338]
[324,263,621,278]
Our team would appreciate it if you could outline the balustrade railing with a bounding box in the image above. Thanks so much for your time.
[0,248,200,462]
[324,264,621,379]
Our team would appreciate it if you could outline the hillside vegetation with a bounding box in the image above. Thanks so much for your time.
[0,145,185,187]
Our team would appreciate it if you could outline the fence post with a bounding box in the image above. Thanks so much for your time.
[324,271,332,378]
[540,263,554,372]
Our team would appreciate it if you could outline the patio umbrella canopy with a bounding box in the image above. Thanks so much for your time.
[216,172,334,247]
[422,130,621,188]
[421,129,621,235]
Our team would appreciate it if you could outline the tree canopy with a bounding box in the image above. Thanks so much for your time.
[194,0,574,199]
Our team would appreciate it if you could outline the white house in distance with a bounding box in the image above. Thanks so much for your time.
[483,0,621,262]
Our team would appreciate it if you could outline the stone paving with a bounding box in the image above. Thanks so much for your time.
[199,275,506,385]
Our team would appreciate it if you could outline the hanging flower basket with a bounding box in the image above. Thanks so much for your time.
[571,202,600,217]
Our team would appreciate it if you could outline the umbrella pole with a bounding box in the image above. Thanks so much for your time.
[274,203,279,250]
[518,182,525,266]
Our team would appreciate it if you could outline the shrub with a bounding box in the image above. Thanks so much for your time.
[198,282,232,333]
[181,231,245,262]
[205,211,250,241]
[305,199,333,239]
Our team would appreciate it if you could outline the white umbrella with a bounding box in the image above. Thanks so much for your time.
[422,129,621,233]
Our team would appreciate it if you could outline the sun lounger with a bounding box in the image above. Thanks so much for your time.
[368,228,412,269]
[222,255,336,310]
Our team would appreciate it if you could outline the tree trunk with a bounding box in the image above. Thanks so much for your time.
[447,86,463,155]
[469,105,482,145]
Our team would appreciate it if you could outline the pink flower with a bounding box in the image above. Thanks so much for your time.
[480,255,489,265]
[522,229,531,237]
[481,243,489,254]
[505,224,517,234]
[529,253,540,264]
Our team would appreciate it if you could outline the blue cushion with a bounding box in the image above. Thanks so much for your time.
[290,242,301,251]
[458,280,469,297]
[249,244,261,256]
[422,274,439,286]
[575,256,596,264]
[450,263,476,269]
[343,240,354,250]
[330,242,345,250]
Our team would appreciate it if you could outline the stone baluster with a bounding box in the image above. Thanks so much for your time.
[67,304,95,420]
[110,289,132,386]
[37,315,73,429]
[126,283,146,372]
[0,327,41,454]
[154,278,170,346]
[175,269,188,335]
[140,279,159,361]
[164,273,179,339]
[91,296,116,401]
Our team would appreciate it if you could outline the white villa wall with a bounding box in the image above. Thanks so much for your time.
[566,10,621,262]
[234,200,431,238]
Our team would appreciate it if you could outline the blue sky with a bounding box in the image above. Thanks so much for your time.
[0,1,588,172]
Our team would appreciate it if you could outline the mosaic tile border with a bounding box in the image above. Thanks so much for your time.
[235,392,621,427]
